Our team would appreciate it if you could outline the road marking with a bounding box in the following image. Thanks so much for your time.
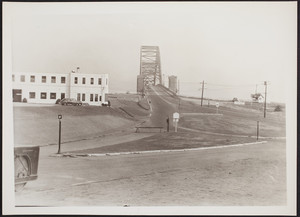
[62,141,267,158]
[151,86,176,107]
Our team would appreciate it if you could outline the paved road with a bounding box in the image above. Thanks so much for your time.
[141,85,179,127]
[16,139,286,206]
[14,85,287,208]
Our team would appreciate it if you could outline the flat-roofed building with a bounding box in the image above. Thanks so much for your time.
[12,71,109,106]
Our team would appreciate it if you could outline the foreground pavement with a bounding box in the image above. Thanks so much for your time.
[15,138,286,207]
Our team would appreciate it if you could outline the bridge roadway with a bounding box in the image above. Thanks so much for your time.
[142,85,179,128]
[14,85,287,210]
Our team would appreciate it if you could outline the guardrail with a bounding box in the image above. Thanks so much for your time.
[135,126,164,133]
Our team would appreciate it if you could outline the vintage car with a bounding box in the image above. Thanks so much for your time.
[60,98,82,106]
[14,146,40,192]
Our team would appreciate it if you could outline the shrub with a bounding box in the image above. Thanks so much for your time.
[22,98,27,103]
[55,99,61,104]
[274,105,282,112]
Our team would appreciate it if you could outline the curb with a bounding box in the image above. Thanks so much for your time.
[49,141,268,158]
[178,126,286,140]
[181,113,223,116]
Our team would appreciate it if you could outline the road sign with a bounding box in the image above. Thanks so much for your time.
[173,112,180,132]
[173,112,180,119]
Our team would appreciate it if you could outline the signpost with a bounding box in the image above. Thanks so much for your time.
[57,115,62,154]
[173,112,180,132]
[216,102,219,114]
[166,117,170,132]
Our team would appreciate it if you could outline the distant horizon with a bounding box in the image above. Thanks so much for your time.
[6,2,296,104]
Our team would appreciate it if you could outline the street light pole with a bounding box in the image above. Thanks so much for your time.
[57,115,62,154]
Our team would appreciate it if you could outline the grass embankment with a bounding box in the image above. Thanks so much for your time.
[72,93,285,155]
[177,98,286,138]
[72,131,260,154]
[14,94,150,146]
[107,93,150,117]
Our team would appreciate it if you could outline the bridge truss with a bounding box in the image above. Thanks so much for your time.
[139,46,162,88]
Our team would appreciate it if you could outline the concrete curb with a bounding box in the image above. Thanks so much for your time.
[181,113,223,116]
[50,141,268,158]
[178,126,286,140]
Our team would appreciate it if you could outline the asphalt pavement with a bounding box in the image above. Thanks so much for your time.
[14,85,287,209]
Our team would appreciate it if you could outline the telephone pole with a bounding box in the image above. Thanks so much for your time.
[264,81,267,118]
[201,80,205,107]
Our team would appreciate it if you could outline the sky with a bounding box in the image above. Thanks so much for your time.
[5,2,297,102]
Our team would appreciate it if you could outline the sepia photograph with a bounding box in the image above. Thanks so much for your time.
[3,1,297,215]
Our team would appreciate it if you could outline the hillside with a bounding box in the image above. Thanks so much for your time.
[13,94,150,146]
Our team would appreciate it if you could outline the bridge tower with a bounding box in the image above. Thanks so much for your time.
[137,46,162,94]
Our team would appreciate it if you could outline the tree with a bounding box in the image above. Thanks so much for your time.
[251,93,263,101]
[274,105,282,112]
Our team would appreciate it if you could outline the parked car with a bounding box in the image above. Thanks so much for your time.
[60,98,82,106]
[14,146,40,192]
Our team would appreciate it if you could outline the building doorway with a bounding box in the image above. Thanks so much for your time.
[13,89,22,102]
[61,93,65,100]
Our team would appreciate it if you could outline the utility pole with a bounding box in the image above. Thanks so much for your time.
[264,81,267,118]
[256,121,260,140]
[201,80,205,107]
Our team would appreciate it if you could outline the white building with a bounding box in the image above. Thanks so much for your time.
[12,71,109,106]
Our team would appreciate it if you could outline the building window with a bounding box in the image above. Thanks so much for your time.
[98,78,102,85]
[74,77,78,84]
[82,93,85,101]
[41,92,47,99]
[61,77,66,84]
[29,92,36,99]
[50,93,56,99]
[12,74,15,82]
[90,94,94,102]
[95,94,98,102]
[30,75,35,82]
[99,95,102,101]
[61,93,65,99]
[42,76,47,83]
[106,78,108,85]
[77,93,81,101]
[51,76,56,83]
[82,77,86,84]
[90,78,94,85]
[20,75,25,82]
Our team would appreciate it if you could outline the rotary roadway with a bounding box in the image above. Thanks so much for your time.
[15,85,286,207]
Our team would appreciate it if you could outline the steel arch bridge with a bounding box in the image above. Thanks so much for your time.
[137,46,162,93]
